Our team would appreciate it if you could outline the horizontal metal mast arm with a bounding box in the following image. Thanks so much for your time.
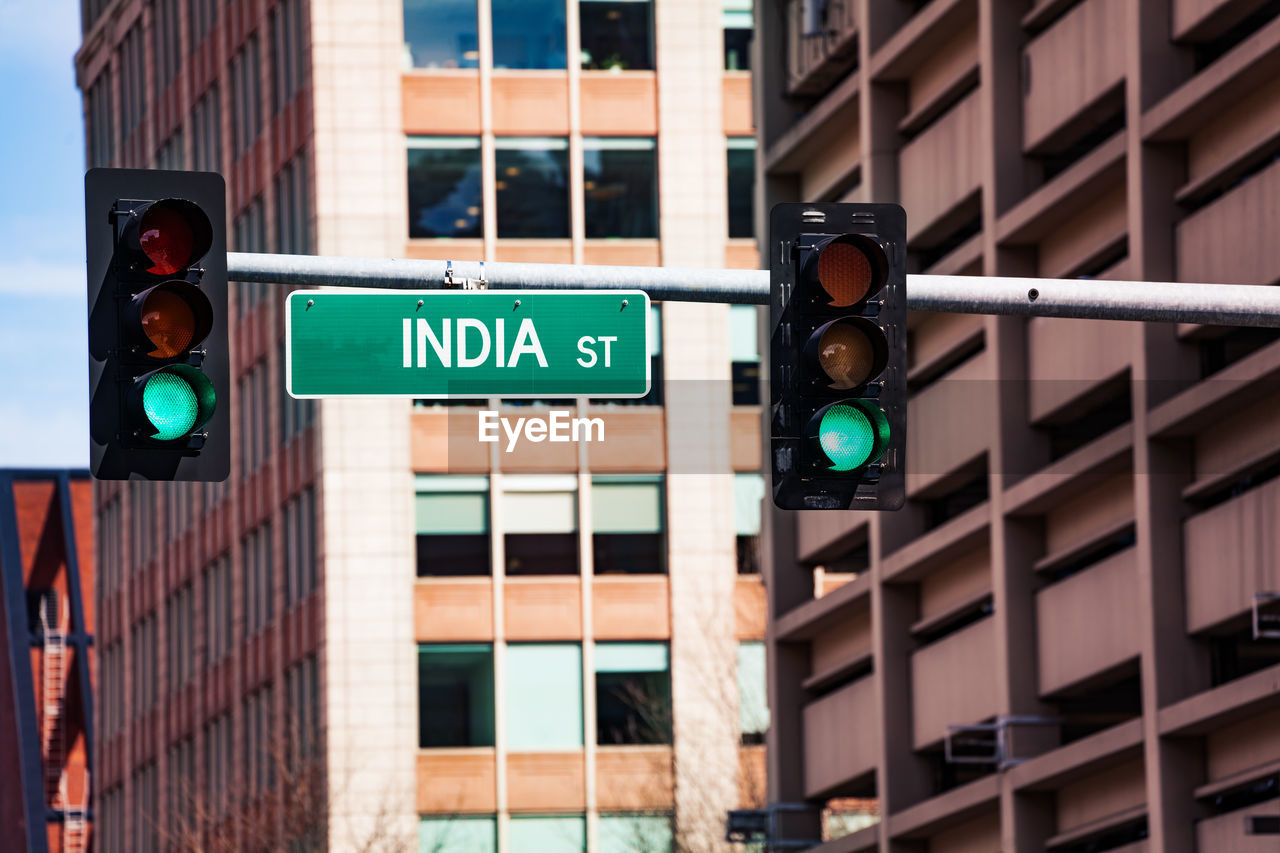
[227,252,1280,327]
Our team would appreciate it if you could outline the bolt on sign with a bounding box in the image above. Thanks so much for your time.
[286,291,650,398]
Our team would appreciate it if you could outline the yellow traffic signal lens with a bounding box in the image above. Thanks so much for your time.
[141,288,196,358]
[818,321,876,389]
[816,241,874,307]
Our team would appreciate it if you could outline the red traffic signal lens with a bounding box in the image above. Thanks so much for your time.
[138,200,213,275]
[809,234,888,308]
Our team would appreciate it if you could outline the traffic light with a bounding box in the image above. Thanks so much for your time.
[85,168,229,481]
[769,203,906,510]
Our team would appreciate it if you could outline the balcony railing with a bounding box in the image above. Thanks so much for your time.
[787,0,859,98]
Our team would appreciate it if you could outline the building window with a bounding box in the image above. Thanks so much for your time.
[419,816,497,851]
[723,0,753,70]
[592,475,665,574]
[735,473,765,574]
[730,304,761,405]
[86,72,114,169]
[270,0,306,115]
[599,814,674,852]
[416,475,490,576]
[408,136,484,238]
[493,0,566,69]
[584,137,658,238]
[418,644,495,747]
[153,0,184,98]
[502,475,579,575]
[285,487,317,604]
[507,643,584,748]
[190,0,219,48]
[191,85,222,173]
[510,815,586,851]
[580,0,653,70]
[727,137,756,239]
[275,150,311,254]
[738,641,769,743]
[403,0,478,69]
[595,642,671,744]
[230,34,263,158]
[119,23,147,136]
[154,129,184,171]
[495,137,571,238]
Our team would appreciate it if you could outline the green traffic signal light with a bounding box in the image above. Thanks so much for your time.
[132,365,217,442]
[812,400,890,472]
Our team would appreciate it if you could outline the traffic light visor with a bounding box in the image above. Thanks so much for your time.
[812,317,888,390]
[137,365,216,441]
[137,282,214,359]
[138,199,213,275]
[812,400,890,472]
[811,234,887,307]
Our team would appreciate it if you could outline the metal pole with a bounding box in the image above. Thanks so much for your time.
[227,252,1280,327]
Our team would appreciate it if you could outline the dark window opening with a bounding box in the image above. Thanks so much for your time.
[505,533,580,575]
[929,747,996,796]
[417,534,491,577]
[727,143,756,238]
[733,361,761,405]
[724,25,752,71]
[911,214,982,271]
[413,398,489,408]
[1042,388,1132,461]
[1189,455,1280,512]
[1040,113,1126,183]
[1042,529,1136,585]
[1203,775,1279,816]
[914,600,994,647]
[580,0,654,70]
[1192,1,1280,71]
[584,139,658,238]
[418,645,495,747]
[495,140,570,238]
[1198,327,1280,380]
[1052,818,1148,853]
[594,532,665,574]
[1052,673,1142,745]
[408,140,483,238]
[1210,627,1280,688]
[921,471,989,531]
[737,534,761,574]
[596,669,672,744]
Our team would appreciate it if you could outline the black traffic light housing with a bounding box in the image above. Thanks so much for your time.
[86,168,230,481]
[769,203,907,510]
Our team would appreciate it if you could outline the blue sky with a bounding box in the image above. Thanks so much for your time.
[0,1,89,468]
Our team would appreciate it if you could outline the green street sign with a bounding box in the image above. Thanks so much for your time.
[286,290,650,398]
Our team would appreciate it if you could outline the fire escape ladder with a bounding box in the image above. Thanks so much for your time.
[61,770,88,853]
[40,593,68,808]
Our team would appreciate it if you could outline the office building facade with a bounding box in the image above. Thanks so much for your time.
[757,1,1280,851]
[77,0,766,850]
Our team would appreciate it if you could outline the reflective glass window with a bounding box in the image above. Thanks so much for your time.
[496,138,571,238]
[584,137,658,239]
[727,137,756,239]
[580,0,653,70]
[403,0,479,69]
[493,0,567,69]
[408,137,483,238]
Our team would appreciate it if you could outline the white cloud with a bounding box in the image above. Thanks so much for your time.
[0,258,86,296]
